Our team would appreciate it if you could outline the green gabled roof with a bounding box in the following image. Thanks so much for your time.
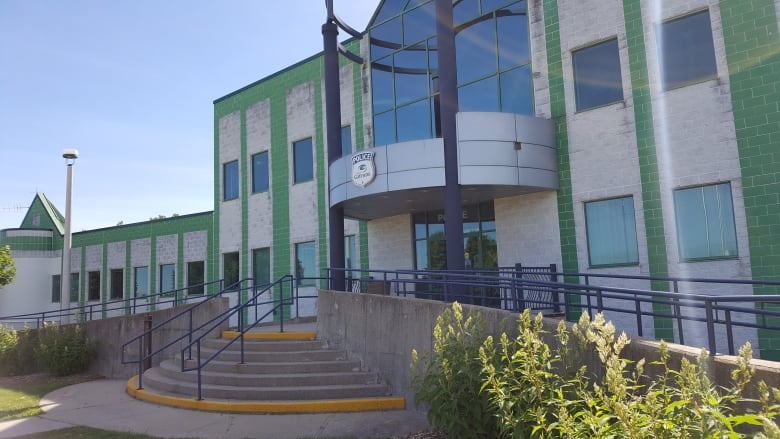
[20,192,65,236]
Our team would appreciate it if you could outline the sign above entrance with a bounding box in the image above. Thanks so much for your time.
[351,151,376,188]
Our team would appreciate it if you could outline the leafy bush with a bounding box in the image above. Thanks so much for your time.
[411,301,499,439]
[35,323,95,376]
[0,324,20,375]
[414,303,780,439]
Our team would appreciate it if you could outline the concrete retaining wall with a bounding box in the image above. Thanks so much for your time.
[82,298,229,379]
[317,290,780,407]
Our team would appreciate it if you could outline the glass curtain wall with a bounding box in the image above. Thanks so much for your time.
[369,0,532,146]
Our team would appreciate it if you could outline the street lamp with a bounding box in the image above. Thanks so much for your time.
[61,148,78,324]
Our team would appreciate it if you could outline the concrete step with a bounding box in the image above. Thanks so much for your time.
[157,359,379,387]
[194,346,347,363]
[141,367,392,401]
[199,337,327,352]
[197,358,364,374]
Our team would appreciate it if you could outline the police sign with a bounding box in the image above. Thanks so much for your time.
[351,151,376,188]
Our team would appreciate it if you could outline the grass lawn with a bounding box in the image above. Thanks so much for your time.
[0,381,71,421]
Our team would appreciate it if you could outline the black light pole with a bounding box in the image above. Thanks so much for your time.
[324,0,345,291]
[435,0,465,274]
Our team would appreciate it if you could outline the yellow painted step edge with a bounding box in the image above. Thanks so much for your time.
[126,376,405,413]
[221,330,317,341]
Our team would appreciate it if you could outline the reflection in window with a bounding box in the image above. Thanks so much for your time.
[187,261,205,295]
[252,152,269,193]
[223,252,239,289]
[341,126,352,157]
[88,271,100,301]
[134,266,148,298]
[369,0,532,146]
[585,197,639,267]
[674,183,737,261]
[657,10,717,90]
[295,241,316,286]
[573,38,623,111]
[253,247,271,286]
[293,138,313,183]
[223,160,238,201]
[110,269,123,300]
[160,264,175,297]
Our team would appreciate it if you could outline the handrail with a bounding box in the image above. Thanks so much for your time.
[0,279,226,328]
[120,277,257,389]
[178,275,295,400]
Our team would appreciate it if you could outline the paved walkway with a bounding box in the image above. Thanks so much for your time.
[0,379,431,438]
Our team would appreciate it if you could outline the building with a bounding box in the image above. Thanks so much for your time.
[2,0,780,356]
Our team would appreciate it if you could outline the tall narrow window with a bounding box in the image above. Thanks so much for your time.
[134,266,149,298]
[573,38,623,111]
[110,269,123,300]
[341,126,353,157]
[52,275,61,303]
[585,197,639,267]
[251,152,269,193]
[88,271,101,301]
[253,247,271,287]
[345,235,356,272]
[187,261,205,295]
[223,160,239,200]
[69,273,79,303]
[159,264,175,297]
[295,242,316,286]
[293,138,313,183]
[674,183,738,261]
[657,10,717,90]
[223,252,240,289]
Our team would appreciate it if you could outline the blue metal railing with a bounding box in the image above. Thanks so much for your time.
[326,266,780,359]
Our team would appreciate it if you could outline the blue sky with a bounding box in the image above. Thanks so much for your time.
[0,1,377,231]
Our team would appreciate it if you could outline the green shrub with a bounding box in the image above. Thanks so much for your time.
[411,302,500,439]
[0,324,20,375]
[34,324,96,376]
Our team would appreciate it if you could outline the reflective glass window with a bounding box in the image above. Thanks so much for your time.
[499,66,533,115]
[52,275,60,303]
[88,271,100,301]
[70,273,79,302]
[223,252,239,289]
[585,197,639,267]
[453,0,479,26]
[497,11,529,69]
[293,138,313,183]
[295,241,316,286]
[657,10,717,90]
[403,2,435,45]
[252,151,269,193]
[134,266,148,298]
[253,247,271,286]
[458,75,499,112]
[674,183,738,261]
[373,0,406,24]
[110,269,123,300]
[341,126,352,157]
[396,100,431,142]
[345,235,357,270]
[374,111,396,146]
[573,38,624,111]
[159,264,175,297]
[394,51,429,105]
[456,18,497,85]
[372,67,394,113]
[223,160,238,201]
[481,0,519,13]
[187,261,205,296]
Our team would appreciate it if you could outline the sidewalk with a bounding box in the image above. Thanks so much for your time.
[0,379,431,439]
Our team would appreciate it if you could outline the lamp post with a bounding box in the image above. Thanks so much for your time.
[61,148,78,324]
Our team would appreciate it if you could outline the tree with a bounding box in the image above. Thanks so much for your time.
[0,245,16,288]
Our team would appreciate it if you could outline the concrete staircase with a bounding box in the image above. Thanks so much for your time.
[126,328,405,413]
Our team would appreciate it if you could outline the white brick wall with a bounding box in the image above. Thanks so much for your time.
[130,238,151,268]
[156,234,177,265]
[529,0,551,118]
[246,99,274,259]
[368,214,413,271]
[183,231,207,262]
[107,241,125,269]
[219,111,242,254]
[85,245,102,271]
[495,192,562,268]
[288,82,319,266]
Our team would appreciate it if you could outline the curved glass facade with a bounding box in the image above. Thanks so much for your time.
[369,0,532,146]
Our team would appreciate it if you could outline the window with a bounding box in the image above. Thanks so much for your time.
[573,38,624,110]
[223,252,239,289]
[159,264,175,297]
[187,261,205,295]
[341,126,352,157]
[585,197,639,267]
[52,275,61,303]
[134,266,149,298]
[251,152,269,193]
[223,160,239,200]
[674,183,738,261]
[293,138,313,183]
[253,248,271,286]
[110,269,123,300]
[88,271,101,301]
[345,235,356,271]
[657,10,717,90]
[295,242,316,286]
[69,273,79,303]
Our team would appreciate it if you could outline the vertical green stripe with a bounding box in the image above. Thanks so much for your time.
[101,243,108,319]
[125,240,131,315]
[176,233,184,304]
[240,109,250,319]
[150,235,157,311]
[271,90,291,309]
[543,0,580,320]
[720,0,780,358]
[622,0,672,340]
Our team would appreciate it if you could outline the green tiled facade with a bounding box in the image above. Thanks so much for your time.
[720,0,780,358]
